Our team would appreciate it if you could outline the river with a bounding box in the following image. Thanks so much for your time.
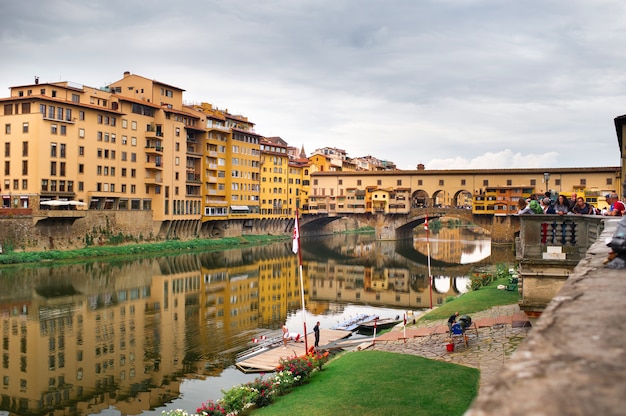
[0,227,512,416]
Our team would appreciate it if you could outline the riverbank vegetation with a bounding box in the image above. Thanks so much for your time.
[0,234,289,266]
[417,264,519,322]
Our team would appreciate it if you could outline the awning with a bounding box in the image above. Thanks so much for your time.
[40,200,67,206]
[231,205,249,211]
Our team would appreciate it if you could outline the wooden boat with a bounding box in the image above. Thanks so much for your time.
[356,318,402,334]
[330,314,379,331]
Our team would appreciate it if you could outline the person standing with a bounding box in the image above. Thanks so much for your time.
[313,321,320,348]
[605,193,625,216]
[554,194,570,215]
[282,322,289,348]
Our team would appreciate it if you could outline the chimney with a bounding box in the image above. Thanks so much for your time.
[417,163,425,170]
[35,76,39,85]
[123,71,130,77]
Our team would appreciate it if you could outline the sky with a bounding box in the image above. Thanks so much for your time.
[1,0,624,170]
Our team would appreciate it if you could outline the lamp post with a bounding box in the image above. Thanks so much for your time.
[543,172,550,195]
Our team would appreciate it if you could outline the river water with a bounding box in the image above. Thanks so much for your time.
[0,228,512,416]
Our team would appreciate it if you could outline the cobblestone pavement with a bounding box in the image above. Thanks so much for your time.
[370,304,531,390]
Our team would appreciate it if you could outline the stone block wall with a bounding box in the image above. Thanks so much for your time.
[0,211,155,252]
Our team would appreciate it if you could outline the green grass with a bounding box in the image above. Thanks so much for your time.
[0,234,288,267]
[253,350,479,416]
[417,277,520,322]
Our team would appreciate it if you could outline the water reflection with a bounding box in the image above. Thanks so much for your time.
[0,229,511,415]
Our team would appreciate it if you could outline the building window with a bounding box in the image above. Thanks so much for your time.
[607,178,613,185]
[22,141,28,157]
[79,111,85,121]
[50,161,57,176]
[122,135,127,145]
[79,146,84,156]
[530,179,536,186]
[418,179,423,186]
[507,179,512,186]
[439,179,444,186]
[483,179,489,186]
[78,164,84,174]
[4,142,9,157]
[50,143,57,157]
[60,125,66,135]
[71,94,80,103]
[79,128,85,138]
[461,179,466,186]
[51,124,57,134]
[397,180,402,186]
[22,160,27,175]
[357,180,362,186]
[555,179,561,186]
[580,179,586,186]
[22,123,28,133]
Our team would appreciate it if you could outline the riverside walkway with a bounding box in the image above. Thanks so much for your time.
[370,304,531,390]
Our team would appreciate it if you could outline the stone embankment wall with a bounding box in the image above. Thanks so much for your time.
[466,218,624,416]
[0,211,155,252]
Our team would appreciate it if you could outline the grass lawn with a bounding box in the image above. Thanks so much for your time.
[253,350,479,416]
[417,277,520,322]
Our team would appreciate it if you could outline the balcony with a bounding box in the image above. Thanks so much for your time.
[145,174,163,184]
[145,145,164,155]
[186,174,201,183]
[145,161,163,170]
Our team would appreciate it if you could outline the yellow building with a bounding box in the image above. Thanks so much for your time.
[0,72,205,230]
[309,168,620,216]
[194,103,230,219]
[260,137,290,217]
[224,112,261,218]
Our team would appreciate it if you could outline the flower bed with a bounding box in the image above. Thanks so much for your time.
[163,350,329,416]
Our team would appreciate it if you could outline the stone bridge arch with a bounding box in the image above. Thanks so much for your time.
[299,208,519,243]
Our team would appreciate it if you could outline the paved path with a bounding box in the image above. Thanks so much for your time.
[370,304,531,390]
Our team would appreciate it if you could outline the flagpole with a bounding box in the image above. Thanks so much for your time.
[293,209,308,351]
[425,215,433,309]
[403,313,407,340]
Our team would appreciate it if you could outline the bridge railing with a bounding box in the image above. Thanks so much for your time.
[518,214,605,263]
[517,214,605,317]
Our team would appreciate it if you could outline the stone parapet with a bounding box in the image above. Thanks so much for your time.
[466,218,624,416]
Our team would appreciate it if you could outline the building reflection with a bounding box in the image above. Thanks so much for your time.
[0,231,499,415]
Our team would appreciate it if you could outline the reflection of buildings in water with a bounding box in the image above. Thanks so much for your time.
[414,227,491,264]
[306,260,470,309]
[0,260,183,416]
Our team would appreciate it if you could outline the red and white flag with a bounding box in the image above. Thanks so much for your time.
[424,215,429,231]
[292,215,300,254]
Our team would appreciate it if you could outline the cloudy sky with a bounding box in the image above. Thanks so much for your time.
[1,0,624,170]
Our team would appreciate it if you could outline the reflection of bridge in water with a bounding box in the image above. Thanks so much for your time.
[302,233,514,310]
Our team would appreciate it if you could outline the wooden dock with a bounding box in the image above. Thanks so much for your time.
[235,328,352,373]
